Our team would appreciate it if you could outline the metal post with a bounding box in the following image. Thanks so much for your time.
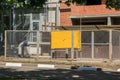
[30,13,33,41]
[51,50,53,59]
[79,17,82,59]
[107,17,111,26]
[44,3,47,31]
[91,31,94,59]
[55,0,59,29]
[4,31,7,61]
[11,7,15,49]
[39,13,43,31]
[12,7,15,30]
[30,13,33,30]
[66,49,69,59]
[76,50,78,60]
[109,30,112,61]
[71,30,74,60]
[37,31,40,58]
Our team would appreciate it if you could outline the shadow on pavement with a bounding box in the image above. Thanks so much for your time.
[0,68,120,80]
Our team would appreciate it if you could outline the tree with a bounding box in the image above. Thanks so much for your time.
[106,0,120,9]
[0,0,120,10]
[0,0,120,14]
[0,0,120,9]
[0,0,47,9]
[0,0,120,31]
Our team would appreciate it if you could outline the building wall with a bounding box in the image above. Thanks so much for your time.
[60,0,120,26]
[47,0,59,26]
[48,0,56,25]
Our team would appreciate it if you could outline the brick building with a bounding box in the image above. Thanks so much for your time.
[60,0,120,26]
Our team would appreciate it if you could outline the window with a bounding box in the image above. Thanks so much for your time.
[71,18,107,25]
[86,0,101,5]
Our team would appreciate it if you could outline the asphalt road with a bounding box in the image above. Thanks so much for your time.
[0,63,120,80]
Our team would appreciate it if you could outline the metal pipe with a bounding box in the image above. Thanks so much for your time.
[71,30,74,60]
[91,31,94,59]
[55,0,59,29]
[109,30,112,61]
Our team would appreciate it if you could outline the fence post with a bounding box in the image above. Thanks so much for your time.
[71,30,74,60]
[4,31,7,61]
[37,31,40,58]
[109,30,112,61]
[91,31,94,59]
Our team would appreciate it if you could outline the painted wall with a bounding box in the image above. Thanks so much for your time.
[60,0,120,26]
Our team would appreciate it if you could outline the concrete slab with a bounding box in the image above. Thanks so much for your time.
[37,64,55,69]
[5,62,22,67]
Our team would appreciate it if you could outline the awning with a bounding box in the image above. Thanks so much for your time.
[69,14,120,19]
[57,25,120,30]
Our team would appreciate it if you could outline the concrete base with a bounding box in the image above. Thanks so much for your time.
[5,62,22,67]
[37,64,55,69]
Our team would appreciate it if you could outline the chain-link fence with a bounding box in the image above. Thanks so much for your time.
[112,30,120,59]
[82,30,109,59]
[5,30,51,58]
[5,30,81,59]
[4,30,120,61]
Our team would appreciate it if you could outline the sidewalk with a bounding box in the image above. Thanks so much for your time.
[0,63,119,80]
[0,56,120,71]
[0,60,116,72]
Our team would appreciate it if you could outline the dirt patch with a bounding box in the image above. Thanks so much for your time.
[1,56,120,70]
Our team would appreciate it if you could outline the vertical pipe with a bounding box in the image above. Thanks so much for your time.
[30,13,33,30]
[44,4,47,31]
[12,7,15,30]
[79,17,82,59]
[66,49,69,59]
[91,31,94,59]
[37,31,40,58]
[109,30,112,61]
[12,7,15,46]
[30,13,33,41]
[39,13,43,30]
[71,30,74,60]
[107,17,111,26]
[4,31,7,61]
[56,0,59,29]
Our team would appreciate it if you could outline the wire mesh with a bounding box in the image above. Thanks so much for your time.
[112,30,120,59]
[82,31,92,58]
[94,31,109,59]
[5,31,51,58]
[5,30,120,60]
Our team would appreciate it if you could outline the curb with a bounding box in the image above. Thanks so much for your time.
[4,62,56,69]
[5,62,22,67]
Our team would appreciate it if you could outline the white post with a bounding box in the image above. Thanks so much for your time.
[39,13,43,31]
[55,0,60,29]
[30,13,33,42]
[107,17,111,26]
[109,30,112,61]
[37,31,40,57]
[91,31,94,59]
